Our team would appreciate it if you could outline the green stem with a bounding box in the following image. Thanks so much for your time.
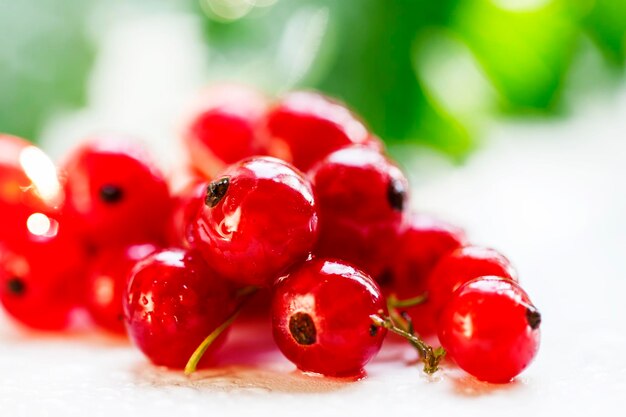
[184,310,240,375]
[184,287,258,375]
[387,293,428,309]
[235,285,258,298]
[371,313,445,374]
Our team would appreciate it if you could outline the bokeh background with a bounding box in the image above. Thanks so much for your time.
[1,0,625,159]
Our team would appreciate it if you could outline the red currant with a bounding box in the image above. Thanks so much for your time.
[438,276,541,383]
[184,84,269,179]
[271,258,387,377]
[190,157,318,287]
[124,248,233,369]
[0,227,87,331]
[85,243,158,335]
[167,180,206,247]
[427,246,518,324]
[0,134,64,246]
[386,214,467,336]
[309,145,408,278]
[61,137,172,247]
[266,91,376,171]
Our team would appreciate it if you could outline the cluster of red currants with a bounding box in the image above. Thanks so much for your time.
[0,85,541,384]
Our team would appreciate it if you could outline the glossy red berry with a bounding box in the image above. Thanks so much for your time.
[85,243,158,335]
[272,258,387,377]
[184,84,269,179]
[190,157,318,287]
[309,145,408,278]
[124,248,233,369]
[62,137,172,247]
[0,134,64,246]
[438,276,541,383]
[0,228,87,331]
[266,91,377,171]
[386,214,467,336]
[167,180,206,247]
[427,246,518,324]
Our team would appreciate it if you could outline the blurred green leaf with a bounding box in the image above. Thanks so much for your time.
[0,0,94,143]
[585,0,626,67]
[1,0,625,158]
[450,0,579,111]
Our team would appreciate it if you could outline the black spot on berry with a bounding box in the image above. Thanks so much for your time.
[387,178,407,211]
[205,177,230,208]
[6,277,26,296]
[526,306,541,330]
[99,184,124,204]
[369,324,379,337]
[289,312,317,345]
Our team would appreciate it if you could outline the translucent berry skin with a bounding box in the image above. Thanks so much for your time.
[309,145,408,278]
[184,84,269,178]
[266,91,375,171]
[271,258,387,377]
[0,229,87,331]
[85,243,158,335]
[190,157,318,287]
[387,214,467,336]
[123,249,232,369]
[167,180,206,247]
[0,134,64,246]
[438,276,541,383]
[62,137,172,247]
[427,246,518,325]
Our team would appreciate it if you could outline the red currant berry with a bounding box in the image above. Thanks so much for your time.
[184,84,269,179]
[0,134,64,246]
[190,157,318,287]
[271,258,387,377]
[427,246,518,323]
[438,276,541,383]
[386,214,467,336]
[266,91,375,171]
[309,145,408,278]
[167,180,206,247]
[61,137,172,247]
[0,228,87,331]
[124,248,233,369]
[85,243,158,335]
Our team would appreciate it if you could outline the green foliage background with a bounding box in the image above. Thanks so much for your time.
[1,0,624,158]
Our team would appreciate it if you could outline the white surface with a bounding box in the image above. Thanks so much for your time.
[2,10,626,417]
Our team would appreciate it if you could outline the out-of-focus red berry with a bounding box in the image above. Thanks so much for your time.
[61,137,172,247]
[266,91,377,171]
[183,84,269,179]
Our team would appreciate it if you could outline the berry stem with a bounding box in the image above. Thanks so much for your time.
[184,310,240,375]
[387,292,427,309]
[235,285,258,298]
[184,287,258,375]
[370,312,445,374]
[386,293,427,334]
